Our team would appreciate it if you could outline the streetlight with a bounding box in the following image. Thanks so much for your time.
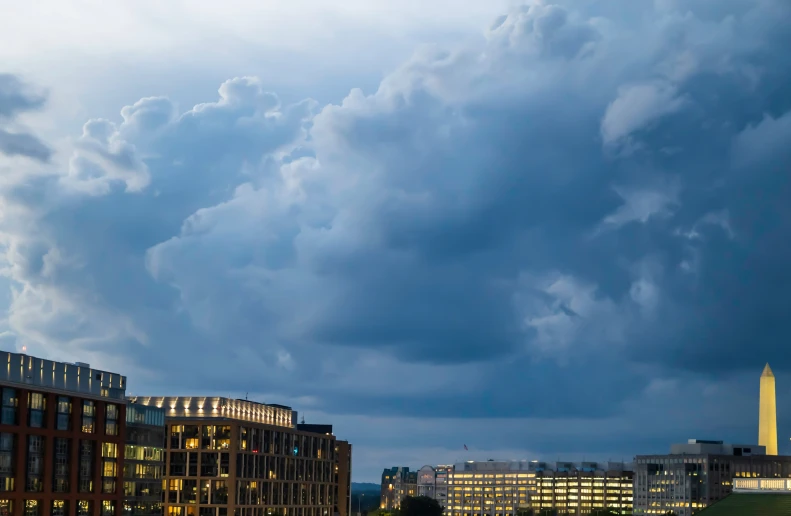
[358,493,364,516]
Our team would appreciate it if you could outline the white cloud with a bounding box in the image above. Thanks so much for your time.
[601,81,688,146]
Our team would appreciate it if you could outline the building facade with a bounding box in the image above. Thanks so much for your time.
[379,468,416,510]
[416,466,451,509]
[446,460,531,516]
[130,396,346,516]
[634,439,791,516]
[527,462,633,515]
[334,442,351,516]
[0,351,127,516]
[124,403,166,516]
[445,461,633,516]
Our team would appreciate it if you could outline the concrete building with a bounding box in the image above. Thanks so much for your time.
[446,460,633,516]
[0,350,128,516]
[417,466,451,509]
[446,460,531,516]
[633,439,791,516]
[759,363,778,456]
[130,396,350,516]
[527,461,633,515]
[380,468,416,510]
[123,403,166,516]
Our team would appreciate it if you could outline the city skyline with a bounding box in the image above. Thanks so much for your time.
[2,0,791,485]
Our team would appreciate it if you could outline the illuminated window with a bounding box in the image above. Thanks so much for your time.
[82,401,95,433]
[51,500,67,516]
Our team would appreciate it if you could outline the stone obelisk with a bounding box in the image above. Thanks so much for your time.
[759,363,778,456]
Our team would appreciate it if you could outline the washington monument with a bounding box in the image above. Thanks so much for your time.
[759,363,778,456]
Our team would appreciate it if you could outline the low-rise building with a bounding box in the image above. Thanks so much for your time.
[528,461,633,515]
[445,460,633,516]
[380,468,416,510]
[417,466,452,509]
[633,439,791,516]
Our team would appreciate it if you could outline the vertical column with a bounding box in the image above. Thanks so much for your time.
[70,399,81,516]
[13,388,29,516]
[115,403,125,516]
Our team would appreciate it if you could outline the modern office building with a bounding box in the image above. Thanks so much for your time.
[129,396,348,516]
[527,461,633,515]
[124,403,166,516]
[759,363,778,456]
[379,468,416,510]
[633,439,791,516]
[445,460,633,516]
[446,460,532,516]
[0,350,128,516]
[416,466,452,509]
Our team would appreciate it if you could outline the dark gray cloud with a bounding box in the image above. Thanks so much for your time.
[0,0,790,478]
[0,73,51,161]
[0,74,46,118]
[0,129,51,161]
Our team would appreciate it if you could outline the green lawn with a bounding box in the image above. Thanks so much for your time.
[697,494,791,515]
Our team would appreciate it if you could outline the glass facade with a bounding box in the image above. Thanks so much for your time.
[165,420,339,516]
[124,403,166,516]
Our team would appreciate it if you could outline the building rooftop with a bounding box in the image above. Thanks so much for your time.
[452,460,633,473]
[0,349,126,400]
[635,440,767,457]
[128,396,296,428]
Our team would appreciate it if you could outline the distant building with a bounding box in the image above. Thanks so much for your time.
[446,460,531,516]
[417,465,452,509]
[0,350,127,516]
[124,403,166,516]
[528,461,633,515]
[633,439,791,516]
[380,467,416,510]
[446,460,633,516]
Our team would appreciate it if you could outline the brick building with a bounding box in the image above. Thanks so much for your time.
[0,351,127,516]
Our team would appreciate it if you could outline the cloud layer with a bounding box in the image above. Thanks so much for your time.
[2,0,791,480]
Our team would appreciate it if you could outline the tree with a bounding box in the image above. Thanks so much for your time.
[589,510,618,516]
[516,509,535,516]
[398,496,443,516]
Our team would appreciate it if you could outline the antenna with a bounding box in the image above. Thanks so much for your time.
[245,392,249,401]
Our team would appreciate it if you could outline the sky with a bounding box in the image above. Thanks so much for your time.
[1,0,791,482]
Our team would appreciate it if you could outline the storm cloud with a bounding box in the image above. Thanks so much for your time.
[1,0,791,480]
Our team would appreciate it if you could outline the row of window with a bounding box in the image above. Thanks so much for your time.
[0,433,121,493]
[0,388,119,436]
[0,499,117,516]
[166,453,335,484]
[170,507,333,516]
[165,480,338,507]
[168,427,334,461]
